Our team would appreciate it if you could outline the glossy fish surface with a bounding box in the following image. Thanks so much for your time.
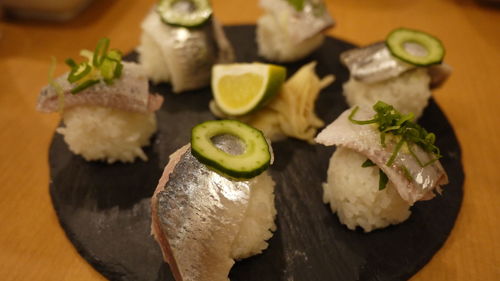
[140,10,234,93]
[316,106,449,205]
[151,135,272,281]
[37,62,163,113]
[341,42,451,87]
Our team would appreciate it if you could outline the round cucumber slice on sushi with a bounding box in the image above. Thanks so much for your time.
[386,28,445,66]
[157,0,212,27]
[191,120,271,179]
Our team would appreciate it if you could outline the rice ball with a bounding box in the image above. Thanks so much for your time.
[323,147,411,232]
[343,68,431,119]
[231,171,277,260]
[57,105,157,163]
[256,14,324,63]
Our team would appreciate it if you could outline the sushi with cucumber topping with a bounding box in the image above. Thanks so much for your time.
[256,0,334,62]
[138,0,234,93]
[341,28,452,119]
[315,101,448,232]
[151,120,276,281]
[37,38,164,163]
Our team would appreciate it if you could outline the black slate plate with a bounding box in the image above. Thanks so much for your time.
[49,25,464,281]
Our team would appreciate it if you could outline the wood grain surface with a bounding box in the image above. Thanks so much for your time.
[0,0,498,280]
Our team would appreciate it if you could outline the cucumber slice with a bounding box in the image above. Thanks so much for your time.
[386,28,445,66]
[157,0,212,27]
[191,120,271,179]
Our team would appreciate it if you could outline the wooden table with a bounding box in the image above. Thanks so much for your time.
[1,0,498,280]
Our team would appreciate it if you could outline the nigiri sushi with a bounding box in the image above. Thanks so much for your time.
[341,28,452,119]
[256,0,334,62]
[37,38,163,163]
[138,0,234,93]
[315,101,448,232]
[151,120,276,280]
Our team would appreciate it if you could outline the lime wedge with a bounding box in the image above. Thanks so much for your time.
[212,63,286,116]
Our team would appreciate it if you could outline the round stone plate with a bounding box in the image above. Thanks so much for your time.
[48,25,464,281]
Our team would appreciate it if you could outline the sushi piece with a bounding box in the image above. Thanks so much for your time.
[256,0,334,62]
[315,102,448,232]
[151,120,276,280]
[37,38,164,163]
[341,28,452,119]
[138,0,235,93]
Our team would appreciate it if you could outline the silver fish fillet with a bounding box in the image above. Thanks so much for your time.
[315,106,449,205]
[139,10,234,93]
[36,62,163,113]
[151,135,273,281]
[260,0,334,44]
[340,42,452,88]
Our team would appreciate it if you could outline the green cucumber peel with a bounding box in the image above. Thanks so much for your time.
[191,120,271,179]
[386,27,445,66]
[157,0,212,28]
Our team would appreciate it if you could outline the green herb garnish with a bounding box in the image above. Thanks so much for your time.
[64,38,123,94]
[350,101,441,166]
[362,159,376,167]
[361,158,389,190]
[353,101,442,190]
[286,0,305,11]
[400,165,413,182]
[378,169,389,190]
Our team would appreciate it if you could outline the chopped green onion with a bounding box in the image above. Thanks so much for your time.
[62,38,123,94]
[400,165,413,182]
[70,79,100,94]
[386,137,405,166]
[107,49,122,61]
[113,62,123,79]
[65,58,78,68]
[350,101,442,168]
[348,106,378,125]
[67,63,91,83]
[350,101,443,192]
[101,58,118,83]
[93,38,110,67]
[80,49,94,61]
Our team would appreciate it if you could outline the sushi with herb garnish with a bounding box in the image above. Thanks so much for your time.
[315,101,448,232]
[138,0,234,93]
[256,0,334,62]
[151,120,276,280]
[341,28,452,119]
[209,61,334,143]
[37,38,164,163]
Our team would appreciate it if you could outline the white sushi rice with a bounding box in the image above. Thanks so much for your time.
[257,14,324,63]
[138,11,171,84]
[231,171,277,260]
[323,147,411,232]
[57,106,157,164]
[343,68,432,118]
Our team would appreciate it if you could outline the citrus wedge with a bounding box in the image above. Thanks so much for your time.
[212,63,286,116]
